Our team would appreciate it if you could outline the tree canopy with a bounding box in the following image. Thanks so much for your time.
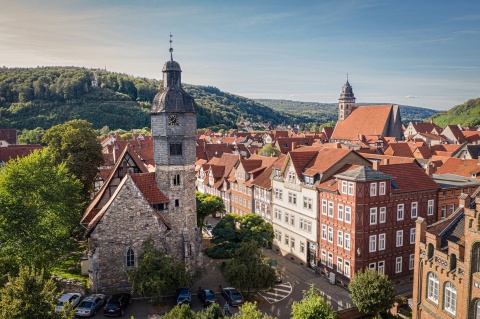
[196,192,226,227]
[291,284,337,319]
[259,144,280,157]
[42,119,103,199]
[222,241,275,298]
[0,267,75,319]
[207,214,273,258]
[232,302,276,319]
[349,269,396,319]
[0,149,83,272]
[127,237,193,305]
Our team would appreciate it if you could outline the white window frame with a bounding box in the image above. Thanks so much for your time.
[427,199,434,216]
[410,228,416,244]
[379,182,386,195]
[370,207,377,225]
[337,230,344,248]
[427,272,439,304]
[369,235,377,252]
[395,256,402,273]
[344,260,351,278]
[378,261,385,274]
[328,227,333,243]
[397,204,404,221]
[379,233,386,250]
[444,282,457,315]
[411,202,418,218]
[328,201,334,217]
[396,230,403,247]
[321,249,326,265]
[337,257,343,274]
[370,183,377,196]
[342,181,347,194]
[322,200,327,215]
[345,206,351,223]
[348,182,354,195]
[321,224,327,240]
[409,254,415,270]
[338,204,344,221]
[327,253,333,268]
[344,233,351,250]
[379,207,386,223]
[290,214,295,226]
[369,263,376,271]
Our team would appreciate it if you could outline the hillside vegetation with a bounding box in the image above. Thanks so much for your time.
[0,67,295,131]
[431,98,480,127]
[255,99,440,124]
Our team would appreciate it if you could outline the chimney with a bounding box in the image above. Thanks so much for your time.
[372,160,380,170]
[383,158,390,165]
[416,217,427,243]
[426,163,434,176]
[292,142,297,151]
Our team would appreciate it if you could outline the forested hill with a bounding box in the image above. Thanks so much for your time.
[254,99,440,124]
[0,67,295,131]
[431,98,480,127]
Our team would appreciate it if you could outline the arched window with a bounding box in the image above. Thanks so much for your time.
[449,253,457,271]
[444,282,457,315]
[472,242,480,273]
[427,243,434,259]
[126,248,135,268]
[427,272,439,304]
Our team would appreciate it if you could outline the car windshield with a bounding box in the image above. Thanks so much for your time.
[79,301,93,308]
[178,296,189,301]
[206,294,216,301]
[106,302,119,309]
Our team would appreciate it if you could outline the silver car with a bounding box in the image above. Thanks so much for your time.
[56,293,82,312]
[75,294,106,317]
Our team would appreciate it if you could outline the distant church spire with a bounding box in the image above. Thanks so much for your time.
[169,33,174,62]
[338,76,356,121]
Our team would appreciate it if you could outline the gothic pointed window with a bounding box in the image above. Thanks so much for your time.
[126,248,135,268]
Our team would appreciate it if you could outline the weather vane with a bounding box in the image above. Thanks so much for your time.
[169,33,173,61]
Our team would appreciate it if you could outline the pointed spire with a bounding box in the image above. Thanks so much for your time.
[169,33,174,62]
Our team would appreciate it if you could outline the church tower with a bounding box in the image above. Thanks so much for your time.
[151,38,201,271]
[338,77,356,121]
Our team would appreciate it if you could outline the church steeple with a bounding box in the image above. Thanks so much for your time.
[338,76,356,121]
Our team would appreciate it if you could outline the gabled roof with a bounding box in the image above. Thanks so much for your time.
[409,122,442,134]
[427,209,465,248]
[335,166,393,182]
[81,145,148,224]
[285,151,318,178]
[442,125,466,143]
[0,129,17,144]
[413,146,433,159]
[331,105,394,140]
[384,143,414,158]
[303,148,352,176]
[379,163,440,193]
[461,131,480,143]
[435,158,480,177]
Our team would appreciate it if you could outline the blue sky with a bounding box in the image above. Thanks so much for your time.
[1,0,479,110]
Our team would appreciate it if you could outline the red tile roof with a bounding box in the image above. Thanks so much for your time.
[410,122,442,134]
[384,143,414,158]
[358,153,418,165]
[303,148,353,175]
[331,105,393,140]
[130,173,169,204]
[0,144,43,163]
[442,125,466,143]
[379,163,440,193]
[461,131,480,143]
[0,129,17,145]
[435,158,480,177]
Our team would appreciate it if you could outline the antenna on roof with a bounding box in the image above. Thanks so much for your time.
[169,33,173,62]
[346,73,349,81]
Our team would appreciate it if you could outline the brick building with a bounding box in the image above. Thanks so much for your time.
[412,192,480,318]
[317,162,440,286]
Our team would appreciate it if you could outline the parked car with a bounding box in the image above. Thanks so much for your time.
[174,288,192,306]
[198,289,218,307]
[56,293,82,312]
[75,294,106,317]
[221,287,245,306]
[103,293,131,317]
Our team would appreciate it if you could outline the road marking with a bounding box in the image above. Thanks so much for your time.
[259,282,292,304]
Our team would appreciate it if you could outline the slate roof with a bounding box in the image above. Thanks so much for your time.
[334,165,393,182]
[427,209,465,248]
[331,105,394,140]
[379,163,440,193]
[432,174,480,189]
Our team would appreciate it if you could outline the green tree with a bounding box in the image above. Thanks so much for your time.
[223,241,275,298]
[162,303,196,319]
[196,192,226,227]
[196,303,224,319]
[42,119,103,199]
[259,144,279,157]
[349,269,395,319]
[0,267,75,319]
[232,302,276,319]
[18,127,45,144]
[237,214,274,249]
[120,132,133,140]
[0,149,83,271]
[291,284,337,319]
[128,237,193,305]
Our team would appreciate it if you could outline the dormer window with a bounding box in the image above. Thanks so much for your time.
[303,175,314,186]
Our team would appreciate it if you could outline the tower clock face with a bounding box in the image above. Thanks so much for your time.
[168,115,179,126]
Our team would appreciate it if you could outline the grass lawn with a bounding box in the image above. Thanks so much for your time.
[52,241,89,288]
